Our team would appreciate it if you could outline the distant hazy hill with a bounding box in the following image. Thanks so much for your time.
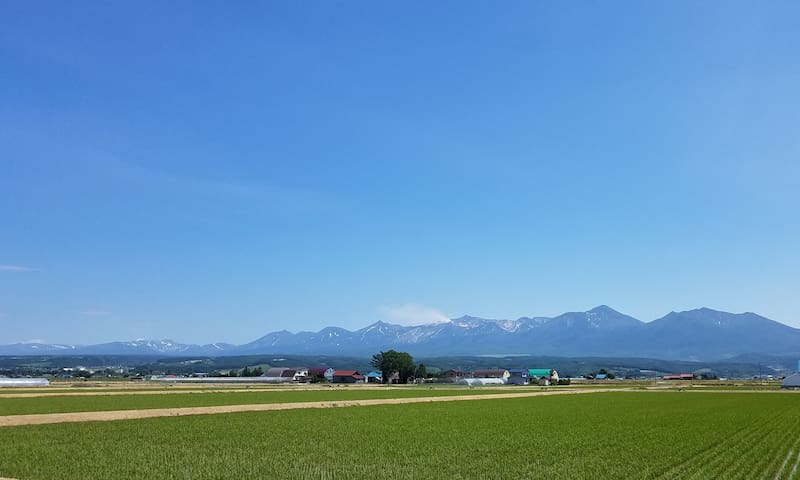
[2,306,799,361]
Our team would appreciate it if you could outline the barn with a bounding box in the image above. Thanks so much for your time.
[473,369,510,381]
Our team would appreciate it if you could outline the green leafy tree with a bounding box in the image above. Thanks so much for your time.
[371,350,416,384]
[415,363,427,380]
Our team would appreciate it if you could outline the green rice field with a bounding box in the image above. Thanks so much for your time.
[1,391,798,479]
[0,387,511,416]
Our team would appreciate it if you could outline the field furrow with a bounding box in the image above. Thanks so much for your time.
[752,415,800,479]
[787,452,800,480]
[657,422,767,479]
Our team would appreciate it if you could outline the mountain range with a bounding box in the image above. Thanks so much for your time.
[2,306,799,361]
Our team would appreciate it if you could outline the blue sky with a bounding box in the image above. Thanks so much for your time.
[2,2,799,345]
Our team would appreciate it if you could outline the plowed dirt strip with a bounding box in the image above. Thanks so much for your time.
[0,388,620,427]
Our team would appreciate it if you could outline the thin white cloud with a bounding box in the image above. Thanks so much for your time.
[379,303,450,326]
[79,310,113,316]
[0,265,37,272]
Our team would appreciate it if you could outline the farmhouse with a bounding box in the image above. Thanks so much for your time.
[332,370,365,384]
[291,368,309,382]
[528,369,559,385]
[365,371,383,383]
[782,373,800,389]
[308,367,336,382]
[663,374,694,380]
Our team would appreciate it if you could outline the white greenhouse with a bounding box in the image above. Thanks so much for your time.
[782,373,800,389]
[0,377,50,387]
[457,378,506,386]
[150,376,283,384]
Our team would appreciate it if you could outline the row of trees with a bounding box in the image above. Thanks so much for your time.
[212,366,264,377]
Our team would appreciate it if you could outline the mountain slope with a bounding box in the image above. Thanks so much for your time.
[636,308,800,360]
[2,306,798,360]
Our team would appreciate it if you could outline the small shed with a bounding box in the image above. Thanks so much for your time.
[507,369,529,385]
[782,373,800,389]
[366,371,383,383]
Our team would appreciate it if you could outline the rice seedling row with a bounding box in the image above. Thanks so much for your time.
[0,392,797,479]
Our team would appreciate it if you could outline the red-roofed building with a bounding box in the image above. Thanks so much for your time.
[472,369,510,381]
[332,370,365,384]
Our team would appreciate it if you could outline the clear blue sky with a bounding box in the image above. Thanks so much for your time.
[2,2,799,345]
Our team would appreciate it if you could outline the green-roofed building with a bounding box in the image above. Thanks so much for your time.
[528,368,559,385]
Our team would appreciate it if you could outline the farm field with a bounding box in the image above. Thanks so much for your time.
[0,379,779,395]
[0,387,523,416]
[1,391,798,479]
[680,383,782,390]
